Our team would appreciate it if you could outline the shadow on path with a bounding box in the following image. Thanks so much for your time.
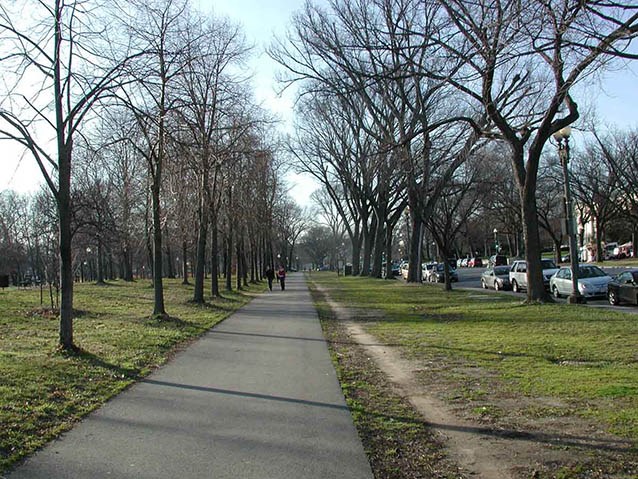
[141,378,634,453]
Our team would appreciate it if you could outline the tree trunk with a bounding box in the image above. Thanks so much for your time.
[166,241,175,279]
[351,223,362,275]
[241,236,249,287]
[371,214,385,278]
[522,193,549,302]
[407,215,423,283]
[361,216,374,276]
[384,224,393,279]
[96,239,105,284]
[193,211,208,303]
[58,148,74,350]
[225,227,233,292]
[151,181,166,316]
[210,218,220,297]
[236,234,242,290]
[595,217,604,263]
[145,193,153,282]
[181,240,189,285]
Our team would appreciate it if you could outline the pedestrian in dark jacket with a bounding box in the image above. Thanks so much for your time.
[277,266,286,291]
[264,266,275,291]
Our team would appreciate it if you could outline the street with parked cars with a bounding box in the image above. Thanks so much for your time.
[399,258,638,311]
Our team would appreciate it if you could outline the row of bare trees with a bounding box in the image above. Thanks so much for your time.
[272,0,637,295]
[0,0,294,350]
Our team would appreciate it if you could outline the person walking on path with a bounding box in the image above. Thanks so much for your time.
[277,265,286,291]
[264,266,275,291]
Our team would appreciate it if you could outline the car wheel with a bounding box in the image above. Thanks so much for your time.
[608,290,619,306]
[481,279,487,289]
[494,281,500,291]
[552,286,560,299]
[512,280,519,293]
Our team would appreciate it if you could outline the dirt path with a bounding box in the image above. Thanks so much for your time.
[318,287,634,478]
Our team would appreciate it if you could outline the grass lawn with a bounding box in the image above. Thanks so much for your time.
[0,279,263,473]
[308,273,638,443]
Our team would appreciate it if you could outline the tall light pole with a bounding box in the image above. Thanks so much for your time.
[553,126,585,304]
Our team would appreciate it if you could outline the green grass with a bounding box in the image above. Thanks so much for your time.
[0,279,263,473]
[312,289,460,478]
[308,273,638,441]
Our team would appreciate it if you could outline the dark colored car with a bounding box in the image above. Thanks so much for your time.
[608,270,638,306]
[489,255,507,267]
[391,262,401,276]
[468,257,483,268]
[429,263,459,283]
[481,266,511,290]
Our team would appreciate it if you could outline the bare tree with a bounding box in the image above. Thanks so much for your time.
[120,0,194,317]
[570,141,620,261]
[436,0,638,301]
[0,0,142,349]
[175,16,250,303]
[595,128,638,250]
[537,158,567,266]
[272,0,485,282]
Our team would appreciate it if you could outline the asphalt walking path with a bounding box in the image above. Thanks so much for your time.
[7,273,373,479]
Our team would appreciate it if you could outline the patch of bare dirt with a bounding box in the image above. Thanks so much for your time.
[316,285,638,479]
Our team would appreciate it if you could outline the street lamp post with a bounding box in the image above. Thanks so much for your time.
[553,126,585,304]
[86,247,92,282]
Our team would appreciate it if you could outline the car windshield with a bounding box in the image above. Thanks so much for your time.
[578,265,607,278]
[541,259,557,269]
[493,266,510,275]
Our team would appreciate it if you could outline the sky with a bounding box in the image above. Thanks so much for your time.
[2,0,638,205]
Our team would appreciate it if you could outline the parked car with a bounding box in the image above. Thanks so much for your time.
[604,242,619,260]
[468,257,483,268]
[549,264,612,299]
[400,261,409,280]
[422,262,437,281]
[460,258,469,268]
[391,262,401,276]
[608,269,638,305]
[611,242,633,259]
[481,266,511,291]
[381,262,401,278]
[428,263,459,283]
[488,255,508,267]
[509,259,559,292]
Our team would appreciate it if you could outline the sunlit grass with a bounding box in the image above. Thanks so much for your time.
[0,279,263,473]
[309,273,638,441]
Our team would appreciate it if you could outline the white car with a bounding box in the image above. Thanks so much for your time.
[400,261,409,280]
[549,264,612,299]
[509,259,559,293]
[421,262,437,282]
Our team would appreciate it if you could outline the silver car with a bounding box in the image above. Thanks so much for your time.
[549,264,612,299]
[481,266,511,290]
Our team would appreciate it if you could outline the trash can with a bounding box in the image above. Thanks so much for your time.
[344,264,353,276]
